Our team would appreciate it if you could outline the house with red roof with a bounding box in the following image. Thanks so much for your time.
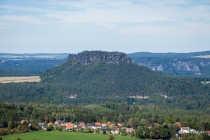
[78,122,86,129]
[206,130,210,136]
[66,122,74,130]
[20,120,28,125]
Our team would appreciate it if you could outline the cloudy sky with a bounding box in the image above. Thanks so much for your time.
[0,0,210,53]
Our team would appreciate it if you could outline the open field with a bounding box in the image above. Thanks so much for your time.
[1,131,138,140]
[201,81,210,84]
[0,76,41,83]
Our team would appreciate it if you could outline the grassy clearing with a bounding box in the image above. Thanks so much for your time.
[1,131,138,140]
[0,76,40,83]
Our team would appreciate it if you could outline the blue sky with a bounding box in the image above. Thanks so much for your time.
[0,0,210,53]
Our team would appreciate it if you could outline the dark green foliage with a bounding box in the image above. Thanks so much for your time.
[107,134,114,140]
[135,128,144,139]
[121,131,127,136]
[202,133,210,140]
[46,125,53,131]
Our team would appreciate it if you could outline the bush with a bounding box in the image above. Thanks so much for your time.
[107,134,114,140]
[46,126,53,131]
[0,128,6,136]
[95,129,100,134]
[121,130,127,136]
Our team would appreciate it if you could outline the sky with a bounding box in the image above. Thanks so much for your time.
[0,0,210,54]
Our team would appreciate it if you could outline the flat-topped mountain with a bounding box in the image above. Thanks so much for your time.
[38,51,210,109]
[1,51,210,110]
[67,51,132,65]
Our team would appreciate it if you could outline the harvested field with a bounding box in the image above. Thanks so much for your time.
[0,76,41,83]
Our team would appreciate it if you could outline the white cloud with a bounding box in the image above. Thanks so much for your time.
[0,5,50,13]
[0,15,44,24]
[0,0,209,53]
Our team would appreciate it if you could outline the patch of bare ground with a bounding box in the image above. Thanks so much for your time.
[0,76,41,83]
[195,55,210,58]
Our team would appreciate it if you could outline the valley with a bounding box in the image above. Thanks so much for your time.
[0,51,210,140]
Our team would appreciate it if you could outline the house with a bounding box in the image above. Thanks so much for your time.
[86,123,92,129]
[38,123,46,130]
[94,122,102,129]
[180,127,190,134]
[75,126,82,131]
[126,127,135,133]
[66,122,74,130]
[177,127,199,138]
[47,122,53,127]
[95,122,101,127]
[111,128,120,135]
[102,123,107,127]
[21,120,28,124]
[117,122,124,127]
[101,126,107,131]
[78,122,86,129]
[121,127,126,131]
[54,120,65,126]
[206,130,210,136]
[107,121,114,127]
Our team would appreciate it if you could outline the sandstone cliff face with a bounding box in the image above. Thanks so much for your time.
[134,58,210,75]
[67,51,132,65]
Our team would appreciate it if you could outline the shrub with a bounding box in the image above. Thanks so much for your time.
[46,126,53,131]
[107,134,114,140]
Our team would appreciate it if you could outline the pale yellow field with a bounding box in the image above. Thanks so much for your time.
[0,76,41,83]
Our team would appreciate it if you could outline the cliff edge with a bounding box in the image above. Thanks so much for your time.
[67,51,132,65]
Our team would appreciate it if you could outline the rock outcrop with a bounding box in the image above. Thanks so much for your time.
[67,51,132,65]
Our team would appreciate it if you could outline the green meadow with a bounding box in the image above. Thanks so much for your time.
[1,131,138,140]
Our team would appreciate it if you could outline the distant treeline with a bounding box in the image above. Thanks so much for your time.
[0,59,66,76]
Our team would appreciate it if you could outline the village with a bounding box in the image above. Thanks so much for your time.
[18,119,210,139]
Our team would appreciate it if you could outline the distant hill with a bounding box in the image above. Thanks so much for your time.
[128,51,210,58]
[0,53,68,76]
[128,51,210,76]
[0,53,68,60]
